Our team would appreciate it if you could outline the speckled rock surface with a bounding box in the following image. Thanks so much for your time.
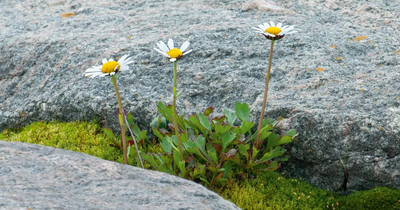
[0,141,240,210]
[1,0,399,193]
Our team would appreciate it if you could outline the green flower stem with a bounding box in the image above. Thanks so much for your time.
[255,40,275,149]
[124,116,144,168]
[172,61,184,161]
[111,75,128,164]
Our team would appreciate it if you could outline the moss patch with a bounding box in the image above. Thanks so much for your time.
[0,121,123,163]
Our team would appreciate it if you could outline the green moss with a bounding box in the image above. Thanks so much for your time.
[220,172,337,210]
[335,187,400,210]
[0,121,124,163]
[2,121,400,210]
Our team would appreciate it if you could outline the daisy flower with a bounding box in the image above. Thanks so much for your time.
[253,21,297,40]
[154,38,192,62]
[85,55,134,78]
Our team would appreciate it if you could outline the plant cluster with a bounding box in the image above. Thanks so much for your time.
[145,101,297,187]
[84,21,299,188]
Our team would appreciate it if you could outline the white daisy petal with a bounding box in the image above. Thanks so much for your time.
[102,58,107,64]
[170,58,177,62]
[119,66,129,71]
[182,49,192,55]
[157,41,169,53]
[270,21,275,27]
[253,27,264,33]
[168,38,174,49]
[154,48,170,57]
[280,25,289,31]
[263,33,275,37]
[285,31,298,35]
[180,41,190,52]
[263,23,271,28]
[117,55,129,64]
[120,56,134,66]
[276,23,282,28]
[258,24,266,31]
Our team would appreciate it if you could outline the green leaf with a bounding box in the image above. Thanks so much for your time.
[157,164,170,173]
[262,118,276,128]
[266,133,280,151]
[259,152,272,162]
[194,136,207,156]
[208,166,218,174]
[154,154,164,164]
[235,102,250,122]
[208,151,218,165]
[192,165,205,178]
[157,101,174,123]
[278,136,294,145]
[286,129,298,138]
[141,153,158,168]
[180,132,188,144]
[260,127,272,141]
[198,113,211,132]
[199,177,209,184]
[238,144,250,159]
[252,147,259,161]
[127,145,131,157]
[222,161,232,178]
[152,128,164,140]
[161,137,172,153]
[259,147,284,162]
[173,151,181,166]
[186,147,208,162]
[210,132,220,140]
[223,109,237,125]
[215,124,231,135]
[203,106,214,116]
[150,116,167,129]
[126,112,135,125]
[130,123,141,139]
[103,128,115,140]
[240,121,255,135]
[279,157,289,162]
[222,132,236,152]
[139,130,148,141]
[231,127,242,135]
[189,115,204,132]
[178,161,186,177]
[212,116,226,123]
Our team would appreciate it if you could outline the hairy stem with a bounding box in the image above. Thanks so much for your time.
[111,75,128,164]
[255,40,275,149]
[172,61,184,161]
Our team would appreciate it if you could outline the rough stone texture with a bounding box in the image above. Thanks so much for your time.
[0,0,399,193]
[0,141,240,210]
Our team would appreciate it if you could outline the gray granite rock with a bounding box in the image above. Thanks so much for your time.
[0,141,240,210]
[1,0,399,193]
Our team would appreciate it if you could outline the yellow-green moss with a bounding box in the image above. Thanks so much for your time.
[0,121,124,162]
[221,172,337,210]
[335,187,400,210]
[2,121,400,210]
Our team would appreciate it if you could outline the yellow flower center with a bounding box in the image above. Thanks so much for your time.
[265,26,282,36]
[167,48,183,59]
[101,61,120,74]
